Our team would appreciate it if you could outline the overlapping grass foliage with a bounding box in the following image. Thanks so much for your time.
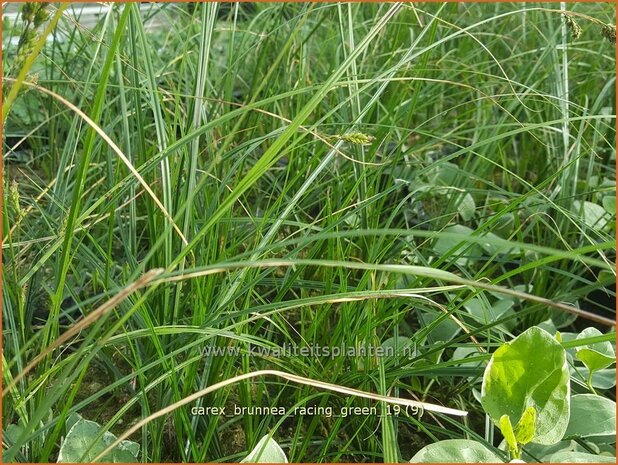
[2,2,616,462]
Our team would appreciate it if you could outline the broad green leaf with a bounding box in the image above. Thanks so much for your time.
[433,225,515,263]
[573,200,609,228]
[409,439,503,463]
[489,284,532,306]
[546,451,616,463]
[241,435,288,463]
[4,424,23,444]
[564,394,615,442]
[514,407,536,445]
[417,308,460,345]
[537,319,558,335]
[464,297,514,328]
[481,327,570,445]
[343,212,360,228]
[487,211,515,237]
[589,368,617,389]
[57,413,139,462]
[432,224,483,265]
[572,368,616,389]
[521,440,583,462]
[550,306,578,329]
[66,412,81,431]
[452,347,484,369]
[456,192,475,221]
[478,231,515,256]
[381,336,416,358]
[575,328,616,373]
[602,196,615,214]
[598,269,616,285]
[430,162,459,186]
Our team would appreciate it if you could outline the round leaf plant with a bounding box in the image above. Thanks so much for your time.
[481,327,570,457]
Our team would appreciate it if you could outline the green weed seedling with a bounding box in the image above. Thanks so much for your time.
[410,327,616,463]
[56,413,139,463]
[575,327,616,393]
[241,435,288,463]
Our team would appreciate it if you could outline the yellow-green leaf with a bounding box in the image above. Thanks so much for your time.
[481,327,570,445]
[500,415,517,452]
[514,407,536,445]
